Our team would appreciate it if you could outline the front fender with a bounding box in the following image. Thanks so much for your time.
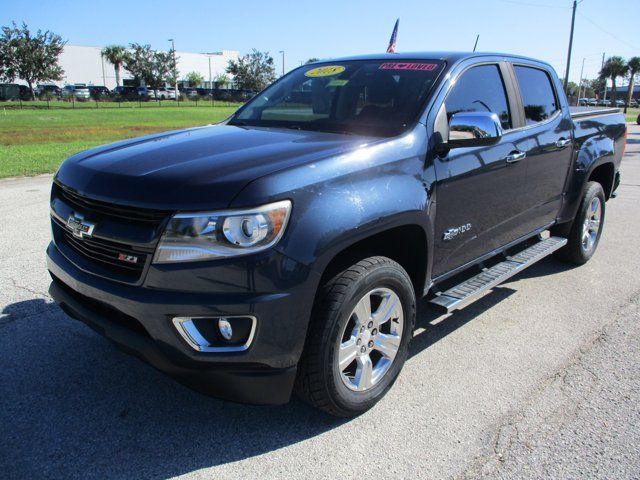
[230,126,432,277]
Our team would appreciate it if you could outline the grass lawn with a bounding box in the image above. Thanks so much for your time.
[625,108,639,123]
[0,104,239,178]
[1,103,638,179]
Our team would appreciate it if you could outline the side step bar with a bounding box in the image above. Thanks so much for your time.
[429,236,567,313]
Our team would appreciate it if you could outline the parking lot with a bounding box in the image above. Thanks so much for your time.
[1,124,639,479]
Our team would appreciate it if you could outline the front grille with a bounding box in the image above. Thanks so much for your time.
[51,181,168,284]
[60,228,150,281]
[53,182,170,223]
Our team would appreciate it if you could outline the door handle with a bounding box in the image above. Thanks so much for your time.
[556,138,572,148]
[504,151,526,163]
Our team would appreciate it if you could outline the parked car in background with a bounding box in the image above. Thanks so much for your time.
[629,99,638,108]
[88,86,110,100]
[37,84,62,99]
[0,83,31,101]
[18,85,32,100]
[182,87,199,99]
[157,88,177,100]
[196,88,213,98]
[62,85,91,100]
[137,87,156,100]
[578,98,589,106]
[597,99,611,107]
[615,99,625,108]
[588,98,598,106]
[112,86,138,100]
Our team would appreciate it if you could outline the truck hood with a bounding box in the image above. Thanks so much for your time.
[55,124,374,210]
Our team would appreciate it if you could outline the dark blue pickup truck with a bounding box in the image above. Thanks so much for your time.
[47,52,626,416]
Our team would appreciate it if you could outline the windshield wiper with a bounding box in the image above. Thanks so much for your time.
[285,124,356,135]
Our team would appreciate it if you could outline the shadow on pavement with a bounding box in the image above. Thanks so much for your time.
[0,257,576,479]
[0,299,345,479]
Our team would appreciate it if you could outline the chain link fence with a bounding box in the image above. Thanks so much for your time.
[0,89,255,110]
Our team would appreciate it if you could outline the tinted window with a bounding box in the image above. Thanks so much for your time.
[232,59,445,136]
[445,65,511,129]
[514,66,558,125]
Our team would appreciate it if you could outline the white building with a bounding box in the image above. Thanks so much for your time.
[56,44,239,89]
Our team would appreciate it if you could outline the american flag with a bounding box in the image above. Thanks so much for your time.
[386,19,399,53]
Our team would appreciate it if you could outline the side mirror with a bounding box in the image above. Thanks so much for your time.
[448,112,503,148]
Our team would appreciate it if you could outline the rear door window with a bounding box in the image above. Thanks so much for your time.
[513,65,559,125]
[445,64,511,130]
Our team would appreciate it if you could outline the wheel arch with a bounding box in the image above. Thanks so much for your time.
[587,161,615,200]
[317,224,430,299]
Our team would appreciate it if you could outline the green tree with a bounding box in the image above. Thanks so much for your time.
[226,49,276,90]
[124,43,176,91]
[185,71,204,87]
[562,80,579,98]
[167,46,179,87]
[101,45,128,87]
[580,78,597,98]
[589,78,605,98]
[625,56,640,113]
[0,22,65,100]
[599,56,628,104]
[214,73,229,88]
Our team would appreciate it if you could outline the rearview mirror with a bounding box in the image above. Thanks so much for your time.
[448,112,503,148]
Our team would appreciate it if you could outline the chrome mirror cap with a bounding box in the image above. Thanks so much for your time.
[448,111,503,148]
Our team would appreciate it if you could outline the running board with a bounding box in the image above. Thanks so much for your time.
[429,236,568,313]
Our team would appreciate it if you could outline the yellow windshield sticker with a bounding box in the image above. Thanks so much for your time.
[305,65,346,77]
[327,79,349,87]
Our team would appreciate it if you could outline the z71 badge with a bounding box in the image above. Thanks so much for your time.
[443,223,472,241]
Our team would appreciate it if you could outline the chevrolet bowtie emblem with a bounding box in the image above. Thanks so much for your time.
[66,213,95,239]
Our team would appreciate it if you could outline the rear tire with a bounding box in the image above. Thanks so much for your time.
[295,256,416,417]
[554,181,605,265]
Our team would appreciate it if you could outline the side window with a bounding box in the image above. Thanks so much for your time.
[514,65,559,125]
[445,65,511,130]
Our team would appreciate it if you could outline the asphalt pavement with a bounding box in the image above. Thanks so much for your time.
[1,125,639,480]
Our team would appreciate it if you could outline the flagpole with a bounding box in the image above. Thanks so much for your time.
[387,18,399,53]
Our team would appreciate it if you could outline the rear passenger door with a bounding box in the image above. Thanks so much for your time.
[432,63,531,278]
[511,64,573,232]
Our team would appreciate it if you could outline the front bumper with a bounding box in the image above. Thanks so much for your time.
[47,241,320,405]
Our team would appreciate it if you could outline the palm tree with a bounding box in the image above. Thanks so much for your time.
[625,57,640,113]
[101,45,128,87]
[599,56,628,107]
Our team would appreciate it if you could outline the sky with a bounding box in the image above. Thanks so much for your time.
[2,0,638,84]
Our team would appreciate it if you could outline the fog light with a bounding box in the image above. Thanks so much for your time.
[172,315,256,352]
[218,318,233,341]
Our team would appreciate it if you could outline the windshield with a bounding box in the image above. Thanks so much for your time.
[230,59,445,136]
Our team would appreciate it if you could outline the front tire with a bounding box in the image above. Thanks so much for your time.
[555,181,605,265]
[295,256,416,417]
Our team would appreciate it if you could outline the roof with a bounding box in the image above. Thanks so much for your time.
[313,51,552,68]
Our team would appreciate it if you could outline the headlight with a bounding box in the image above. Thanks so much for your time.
[153,200,292,264]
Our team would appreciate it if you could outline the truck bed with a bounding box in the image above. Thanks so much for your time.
[570,106,621,119]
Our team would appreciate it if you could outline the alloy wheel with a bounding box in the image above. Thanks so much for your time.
[337,288,404,392]
[581,197,601,252]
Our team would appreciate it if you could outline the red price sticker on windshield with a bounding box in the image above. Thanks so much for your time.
[379,62,438,71]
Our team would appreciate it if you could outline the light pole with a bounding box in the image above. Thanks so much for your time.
[168,38,178,100]
[208,56,212,89]
[577,57,585,104]
[563,0,577,93]
[602,52,607,102]
[279,50,285,76]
